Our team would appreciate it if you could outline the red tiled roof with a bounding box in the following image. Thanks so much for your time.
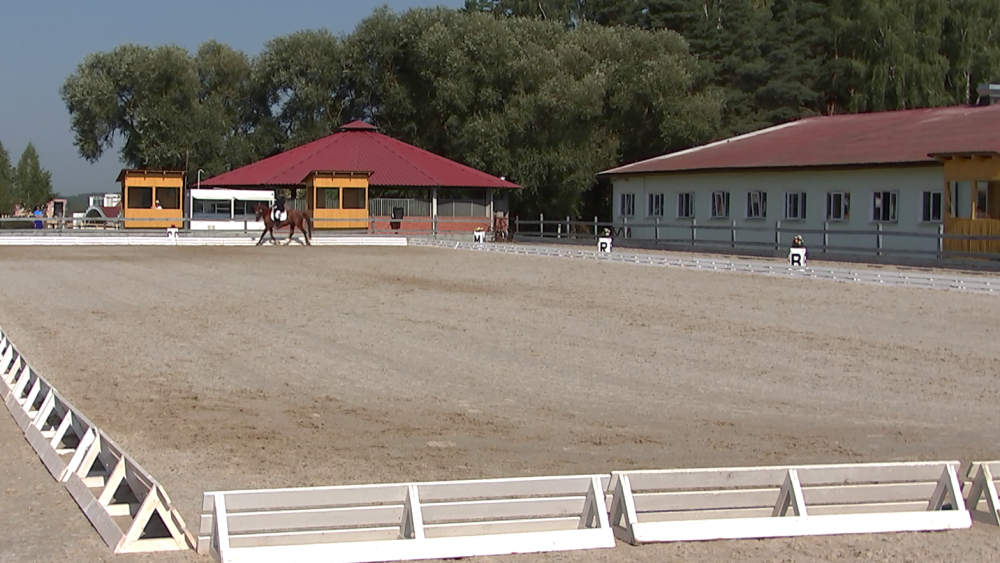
[602,104,1000,175]
[203,121,520,189]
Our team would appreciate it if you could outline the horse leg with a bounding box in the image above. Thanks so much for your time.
[256,224,268,246]
[286,223,295,245]
[300,218,311,246]
[269,223,279,245]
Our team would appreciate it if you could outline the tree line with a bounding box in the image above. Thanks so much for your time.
[0,140,55,216]
[61,2,1000,219]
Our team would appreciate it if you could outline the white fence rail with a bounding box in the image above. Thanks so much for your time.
[200,474,614,563]
[966,462,1000,526]
[0,327,192,553]
[607,461,970,544]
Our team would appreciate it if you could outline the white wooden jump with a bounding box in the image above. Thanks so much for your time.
[966,462,1000,526]
[0,327,192,553]
[199,474,614,563]
[608,461,970,544]
[63,429,192,553]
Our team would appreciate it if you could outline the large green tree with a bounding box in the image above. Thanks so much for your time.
[13,143,53,209]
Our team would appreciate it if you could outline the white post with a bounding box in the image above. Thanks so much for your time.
[431,187,438,238]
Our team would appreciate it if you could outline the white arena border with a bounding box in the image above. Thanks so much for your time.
[409,239,1000,295]
[0,234,407,247]
[0,327,193,553]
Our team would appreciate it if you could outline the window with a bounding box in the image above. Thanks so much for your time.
[826,191,850,221]
[677,193,694,218]
[342,187,366,210]
[711,191,730,218]
[921,191,942,222]
[647,193,664,217]
[746,191,767,219]
[316,188,340,210]
[126,187,153,209]
[156,187,181,209]
[619,193,635,216]
[872,191,898,222]
[785,192,807,220]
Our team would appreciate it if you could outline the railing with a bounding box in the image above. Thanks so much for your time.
[0,214,501,238]
[512,215,1000,262]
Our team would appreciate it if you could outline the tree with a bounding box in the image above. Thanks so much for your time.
[13,143,53,209]
[0,140,13,215]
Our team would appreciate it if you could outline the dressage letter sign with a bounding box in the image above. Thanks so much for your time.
[598,237,613,253]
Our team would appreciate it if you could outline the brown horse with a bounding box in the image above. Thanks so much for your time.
[253,203,313,246]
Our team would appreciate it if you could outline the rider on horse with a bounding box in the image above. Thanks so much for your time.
[273,193,287,224]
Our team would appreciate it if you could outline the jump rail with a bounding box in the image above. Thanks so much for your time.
[607,461,970,544]
[966,462,1000,526]
[0,327,193,554]
[200,474,614,563]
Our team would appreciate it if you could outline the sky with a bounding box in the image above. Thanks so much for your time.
[0,1,466,197]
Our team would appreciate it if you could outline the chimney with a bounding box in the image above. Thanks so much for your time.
[975,83,1000,106]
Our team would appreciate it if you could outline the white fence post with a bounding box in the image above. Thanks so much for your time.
[731,220,737,248]
[823,221,830,254]
[654,217,660,242]
[877,223,884,257]
[691,219,697,245]
[937,223,944,257]
[774,220,781,251]
[539,213,544,238]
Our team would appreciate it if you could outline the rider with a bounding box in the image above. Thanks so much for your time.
[273,192,286,223]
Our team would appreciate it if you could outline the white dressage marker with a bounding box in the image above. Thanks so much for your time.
[201,474,614,563]
[608,461,969,544]
[789,247,807,268]
[966,462,1000,526]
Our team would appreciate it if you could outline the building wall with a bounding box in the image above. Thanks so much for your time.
[610,166,944,255]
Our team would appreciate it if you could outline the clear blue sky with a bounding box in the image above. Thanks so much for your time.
[0,1,465,196]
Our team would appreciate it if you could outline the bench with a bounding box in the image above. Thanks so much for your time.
[966,461,1000,526]
[608,461,970,544]
[200,474,614,563]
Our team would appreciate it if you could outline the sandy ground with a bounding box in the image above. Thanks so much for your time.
[1,245,999,563]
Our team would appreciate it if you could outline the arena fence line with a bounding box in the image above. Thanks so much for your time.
[199,474,614,563]
[0,233,408,247]
[408,238,1000,295]
[0,326,193,554]
[965,462,1000,526]
[607,461,970,545]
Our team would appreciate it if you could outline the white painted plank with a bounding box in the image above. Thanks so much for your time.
[228,527,400,548]
[621,462,959,492]
[64,474,125,550]
[204,484,408,512]
[423,516,580,538]
[421,496,586,522]
[630,510,971,543]
[215,527,614,563]
[205,504,405,535]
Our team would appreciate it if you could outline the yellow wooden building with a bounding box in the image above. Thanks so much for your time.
[302,171,372,229]
[935,152,1000,255]
[118,169,186,229]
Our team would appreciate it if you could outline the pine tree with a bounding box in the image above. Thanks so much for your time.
[13,143,54,210]
[0,141,13,215]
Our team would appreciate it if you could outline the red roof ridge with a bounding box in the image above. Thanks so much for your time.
[601,103,1000,175]
[339,120,379,131]
[602,119,805,175]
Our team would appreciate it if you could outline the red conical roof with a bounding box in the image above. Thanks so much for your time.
[203,122,519,189]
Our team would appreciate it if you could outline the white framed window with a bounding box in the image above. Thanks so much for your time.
[619,193,635,217]
[872,190,898,222]
[711,191,730,218]
[922,191,943,222]
[677,192,694,218]
[785,192,807,220]
[826,191,850,221]
[746,191,767,219]
[647,193,664,217]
